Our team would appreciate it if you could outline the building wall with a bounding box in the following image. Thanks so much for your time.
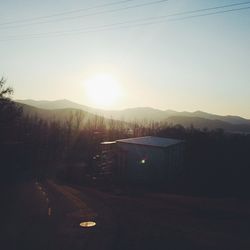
[116,142,184,183]
[163,143,185,182]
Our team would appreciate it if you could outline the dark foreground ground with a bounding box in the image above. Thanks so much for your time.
[1,178,250,250]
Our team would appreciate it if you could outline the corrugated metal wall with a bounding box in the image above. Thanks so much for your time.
[116,142,184,183]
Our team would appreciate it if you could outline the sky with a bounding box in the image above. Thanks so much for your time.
[1,0,250,118]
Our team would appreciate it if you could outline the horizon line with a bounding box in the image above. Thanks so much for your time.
[15,98,250,120]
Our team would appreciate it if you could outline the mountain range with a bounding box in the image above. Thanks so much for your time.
[16,99,250,133]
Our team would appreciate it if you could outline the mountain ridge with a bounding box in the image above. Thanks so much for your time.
[15,100,250,133]
[16,99,250,125]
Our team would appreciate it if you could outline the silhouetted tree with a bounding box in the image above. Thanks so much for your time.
[0,77,22,141]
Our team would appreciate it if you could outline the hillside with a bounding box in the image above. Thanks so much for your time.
[17,99,250,123]
[16,103,108,128]
[16,99,93,112]
[16,99,250,133]
[166,116,250,133]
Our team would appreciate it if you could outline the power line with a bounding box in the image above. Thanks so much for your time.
[1,1,250,39]
[167,5,250,22]
[1,0,249,33]
[20,2,250,34]
[0,0,169,29]
[0,0,134,26]
[1,4,250,41]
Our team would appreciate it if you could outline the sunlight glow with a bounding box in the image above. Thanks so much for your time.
[84,74,121,108]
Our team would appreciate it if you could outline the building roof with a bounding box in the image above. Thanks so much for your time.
[116,136,183,148]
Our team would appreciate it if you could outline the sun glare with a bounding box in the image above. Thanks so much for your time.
[84,74,121,108]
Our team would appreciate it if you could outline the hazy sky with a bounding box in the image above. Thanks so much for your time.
[1,0,250,117]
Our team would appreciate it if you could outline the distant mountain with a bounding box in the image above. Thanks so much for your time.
[17,99,169,121]
[173,110,250,125]
[17,99,92,112]
[16,102,107,127]
[16,99,250,132]
[166,116,230,130]
[105,107,168,121]
[166,116,250,133]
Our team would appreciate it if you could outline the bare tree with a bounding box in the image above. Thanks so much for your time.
[0,77,22,140]
[0,77,13,100]
[74,110,85,131]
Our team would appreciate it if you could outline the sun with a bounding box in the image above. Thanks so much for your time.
[84,74,121,108]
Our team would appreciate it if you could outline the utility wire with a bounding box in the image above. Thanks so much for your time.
[1,4,250,41]
[0,0,168,29]
[166,5,250,22]
[1,0,249,33]
[1,1,250,39]
[0,0,134,26]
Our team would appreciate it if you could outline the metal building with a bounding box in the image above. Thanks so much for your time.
[99,136,185,183]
